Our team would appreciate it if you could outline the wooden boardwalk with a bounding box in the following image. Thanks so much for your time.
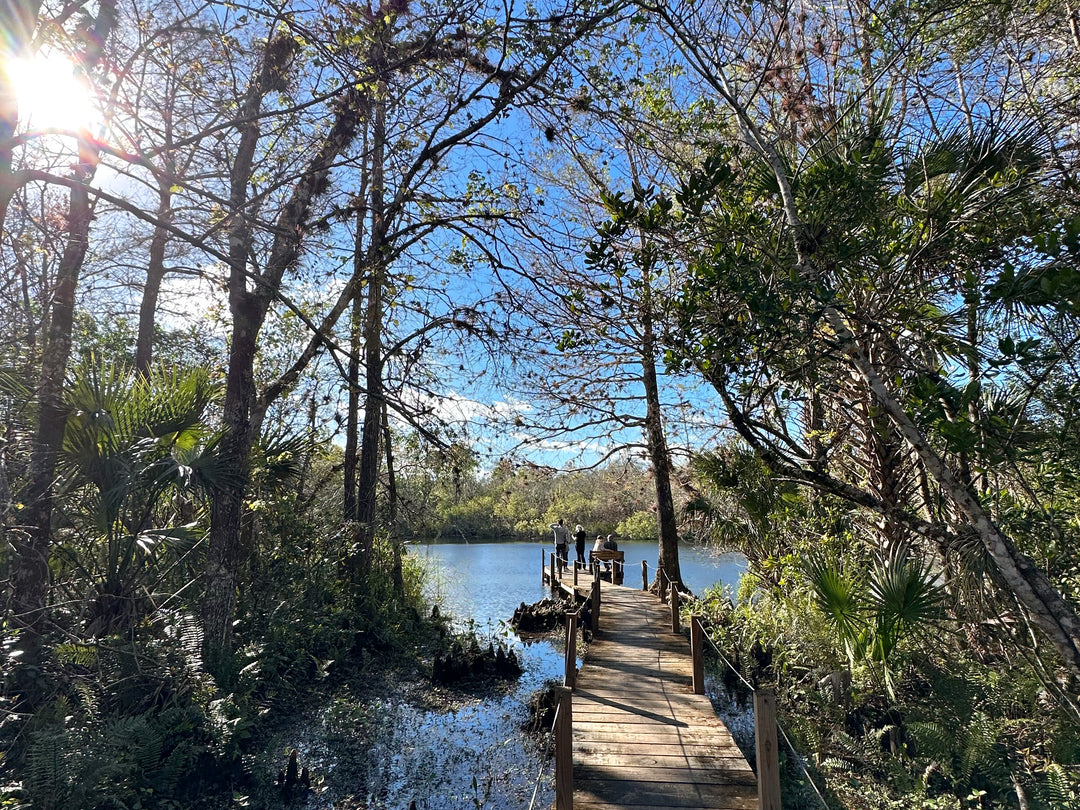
[570,582,758,809]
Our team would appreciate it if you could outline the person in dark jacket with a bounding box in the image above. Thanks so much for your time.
[603,534,621,582]
[573,524,587,566]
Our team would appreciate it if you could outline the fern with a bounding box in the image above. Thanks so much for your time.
[1038,763,1080,810]
[106,714,164,775]
[907,720,954,768]
[822,756,855,772]
[54,642,99,668]
[957,715,1008,786]
[69,680,101,720]
[25,727,77,810]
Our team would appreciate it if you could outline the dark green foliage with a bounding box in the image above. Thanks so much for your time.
[13,627,229,810]
[55,360,222,636]
[695,569,1080,809]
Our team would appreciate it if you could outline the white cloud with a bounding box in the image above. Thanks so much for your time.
[408,390,534,426]
[157,267,229,337]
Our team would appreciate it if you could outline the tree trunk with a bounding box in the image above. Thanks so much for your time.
[352,78,388,591]
[298,392,316,499]
[383,402,403,596]
[134,181,172,373]
[640,299,682,590]
[201,40,363,674]
[344,139,370,522]
[382,401,398,528]
[344,237,363,522]
[200,38,276,677]
[833,319,1080,674]
[11,0,115,686]
[203,308,257,677]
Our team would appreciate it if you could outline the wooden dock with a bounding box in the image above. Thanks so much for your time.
[568,582,758,809]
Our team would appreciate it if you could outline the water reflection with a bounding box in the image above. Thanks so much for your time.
[414,539,747,635]
[289,541,745,809]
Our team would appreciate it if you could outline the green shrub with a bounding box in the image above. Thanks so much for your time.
[616,510,656,540]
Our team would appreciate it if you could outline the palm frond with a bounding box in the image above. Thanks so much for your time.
[802,552,865,646]
[868,547,945,648]
[253,432,309,490]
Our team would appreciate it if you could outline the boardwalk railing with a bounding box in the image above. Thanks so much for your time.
[687,609,785,810]
[564,608,579,688]
[555,686,573,810]
[542,552,785,810]
[542,550,601,634]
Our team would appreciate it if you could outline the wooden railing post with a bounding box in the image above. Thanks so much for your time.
[670,585,680,634]
[641,559,648,591]
[754,689,782,810]
[555,686,573,809]
[542,549,546,585]
[691,615,705,695]
[591,567,601,633]
[550,553,556,587]
[564,612,578,688]
[573,560,579,586]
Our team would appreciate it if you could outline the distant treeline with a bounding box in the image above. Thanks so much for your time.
[388,448,676,544]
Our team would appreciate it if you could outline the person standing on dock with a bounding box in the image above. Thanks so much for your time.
[573,524,587,566]
[549,519,570,566]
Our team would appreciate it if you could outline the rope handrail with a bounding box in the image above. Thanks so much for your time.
[776,711,832,810]
[683,602,832,810]
[526,700,561,810]
[697,617,757,692]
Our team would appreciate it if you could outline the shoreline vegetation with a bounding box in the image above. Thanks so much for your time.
[1,537,551,810]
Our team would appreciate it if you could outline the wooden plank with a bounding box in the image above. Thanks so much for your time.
[569,582,757,810]
[572,764,757,785]
[575,778,758,809]
[572,709,724,725]
[574,739,747,756]
[574,740,747,757]
[574,728,749,746]
[573,750,753,768]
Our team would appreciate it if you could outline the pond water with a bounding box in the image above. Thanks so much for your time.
[285,541,746,809]
[415,540,747,635]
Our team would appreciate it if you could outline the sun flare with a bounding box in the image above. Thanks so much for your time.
[6,50,97,131]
